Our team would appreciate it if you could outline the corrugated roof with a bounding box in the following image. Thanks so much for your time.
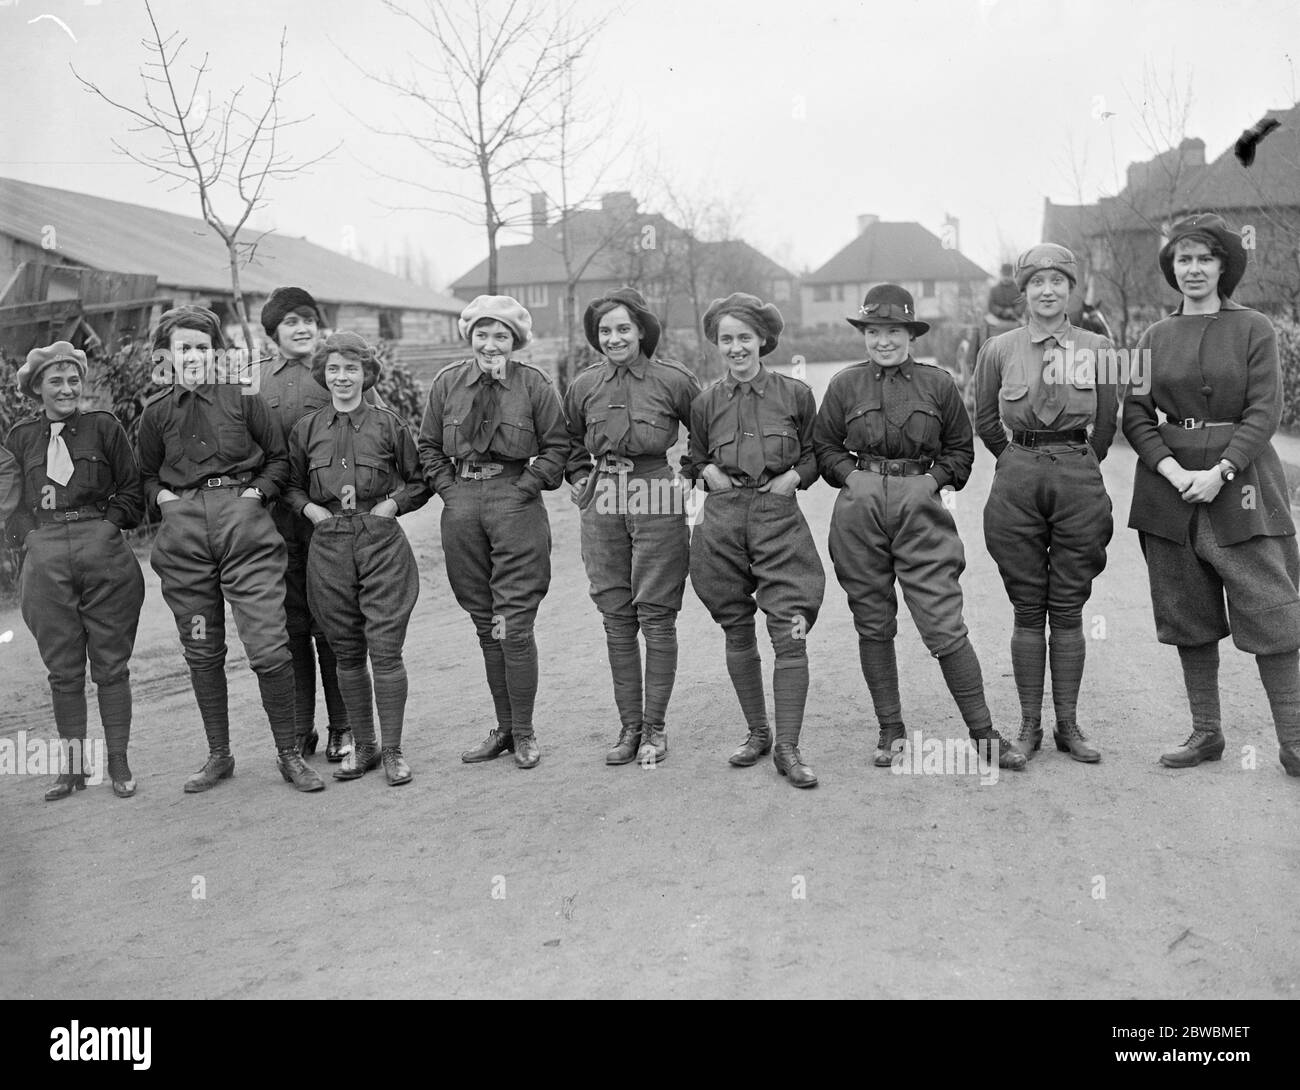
[804,221,990,284]
[0,177,467,314]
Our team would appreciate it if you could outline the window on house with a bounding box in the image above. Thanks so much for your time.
[833,284,844,302]
[921,280,936,298]
[377,309,403,341]
[523,284,549,308]
[773,279,790,302]
[813,285,830,302]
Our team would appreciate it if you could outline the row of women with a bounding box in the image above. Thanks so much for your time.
[4,213,1299,801]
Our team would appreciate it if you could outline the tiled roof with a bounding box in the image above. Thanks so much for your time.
[804,220,990,284]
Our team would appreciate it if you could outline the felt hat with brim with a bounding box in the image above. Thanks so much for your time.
[17,341,88,398]
[847,284,930,338]
[583,287,661,359]
[702,292,784,356]
[311,330,382,391]
[1159,213,1248,298]
[458,295,533,347]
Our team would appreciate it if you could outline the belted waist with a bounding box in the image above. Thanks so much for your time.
[456,459,527,480]
[593,452,668,475]
[1011,429,1089,448]
[1164,418,1238,431]
[34,502,108,524]
[322,496,380,515]
[724,468,775,488]
[857,456,933,477]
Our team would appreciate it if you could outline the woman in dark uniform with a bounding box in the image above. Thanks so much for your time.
[814,284,1025,771]
[418,296,568,770]
[683,293,824,787]
[565,288,701,767]
[1123,214,1300,777]
[973,244,1119,762]
[4,341,146,799]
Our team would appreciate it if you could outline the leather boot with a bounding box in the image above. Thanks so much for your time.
[1054,721,1100,763]
[1280,744,1300,776]
[513,729,540,769]
[1016,718,1044,759]
[325,728,353,762]
[638,727,667,766]
[107,753,136,798]
[773,743,818,788]
[605,725,641,765]
[295,728,319,758]
[968,727,1028,771]
[873,724,906,767]
[277,749,325,792]
[728,727,772,767]
[1160,729,1225,768]
[184,751,235,793]
[462,729,514,763]
[382,746,412,785]
[334,742,381,781]
[44,772,87,801]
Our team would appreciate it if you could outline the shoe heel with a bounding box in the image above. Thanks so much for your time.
[1054,737,1069,753]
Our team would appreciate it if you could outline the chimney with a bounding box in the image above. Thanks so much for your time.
[531,192,548,238]
[857,213,879,234]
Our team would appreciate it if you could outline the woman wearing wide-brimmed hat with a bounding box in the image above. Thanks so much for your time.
[973,243,1120,763]
[4,341,146,799]
[683,293,825,787]
[565,287,701,767]
[1123,213,1300,777]
[814,284,1025,771]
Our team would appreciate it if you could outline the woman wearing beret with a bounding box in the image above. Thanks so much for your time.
[683,293,824,787]
[564,287,701,766]
[418,296,568,769]
[3,341,146,799]
[1123,214,1300,777]
[973,243,1119,762]
[814,285,1025,771]
[286,332,430,784]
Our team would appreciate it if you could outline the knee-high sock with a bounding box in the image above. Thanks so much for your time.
[1257,650,1300,748]
[724,625,768,731]
[256,662,298,752]
[1049,624,1087,726]
[602,614,643,730]
[315,636,349,729]
[97,678,132,756]
[502,633,539,735]
[858,637,903,728]
[371,662,408,750]
[1178,642,1221,733]
[50,687,87,740]
[1010,624,1047,725]
[287,633,317,733]
[772,657,810,748]
[188,665,230,754]
[478,638,514,732]
[937,637,994,733]
[334,662,376,747]
[639,611,678,730]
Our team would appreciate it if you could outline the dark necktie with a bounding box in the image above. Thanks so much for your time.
[463,377,500,456]
[336,412,357,499]
[882,369,909,453]
[736,384,766,479]
[601,368,632,449]
[181,391,214,464]
[1035,336,1064,426]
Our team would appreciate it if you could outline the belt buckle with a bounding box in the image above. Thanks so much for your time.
[1181,419,1196,430]
[887,460,903,475]
[64,509,81,521]
[206,476,225,488]
[602,454,634,474]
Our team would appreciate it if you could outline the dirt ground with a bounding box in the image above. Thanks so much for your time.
[1,440,1297,1000]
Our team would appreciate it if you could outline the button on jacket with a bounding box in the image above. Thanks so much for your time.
[136,383,289,505]
[563,353,700,481]
[285,400,430,516]
[5,409,145,533]
[812,358,974,489]
[682,365,818,487]
[417,358,568,498]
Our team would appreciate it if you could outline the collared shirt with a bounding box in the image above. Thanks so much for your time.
[136,383,289,505]
[417,357,569,497]
[973,317,1119,458]
[683,364,818,487]
[3,409,144,534]
[285,398,430,516]
[813,357,974,489]
[563,353,701,481]
[258,353,383,434]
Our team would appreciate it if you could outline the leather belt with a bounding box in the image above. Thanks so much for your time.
[1169,418,1237,430]
[199,475,251,490]
[323,497,379,515]
[726,469,775,489]
[34,503,107,524]
[857,456,932,477]
[457,460,526,480]
[1011,429,1089,447]
[594,453,667,475]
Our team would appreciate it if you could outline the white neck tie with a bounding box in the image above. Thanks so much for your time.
[47,421,74,487]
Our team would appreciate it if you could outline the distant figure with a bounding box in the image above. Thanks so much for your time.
[987,263,1025,324]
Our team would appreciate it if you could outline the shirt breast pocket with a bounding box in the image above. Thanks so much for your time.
[1000,358,1030,402]
[902,405,942,449]
[442,412,462,454]
[630,410,672,451]
[354,455,390,498]
[219,424,252,459]
[762,425,799,469]
[584,409,610,450]
[495,414,537,458]
[68,446,112,492]
[845,398,885,450]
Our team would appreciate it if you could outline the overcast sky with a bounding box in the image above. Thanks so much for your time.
[3,0,1298,292]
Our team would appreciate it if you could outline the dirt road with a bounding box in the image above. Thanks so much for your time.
[2,441,1297,999]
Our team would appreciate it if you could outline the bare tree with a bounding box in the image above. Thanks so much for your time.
[73,0,335,355]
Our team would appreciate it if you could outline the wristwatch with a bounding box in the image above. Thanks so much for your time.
[246,486,265,500]
[1219,460,1237,483]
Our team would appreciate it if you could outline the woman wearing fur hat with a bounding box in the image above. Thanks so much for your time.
[814,284,1026,771]
[137,305,323,793]
[1123,214,1300,777]
[565,287,701,767]
[286,332,430,785]
[4,342,146,799]
[683,293,824,787]
[418,295,568,769]
[973,243,1119,763]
